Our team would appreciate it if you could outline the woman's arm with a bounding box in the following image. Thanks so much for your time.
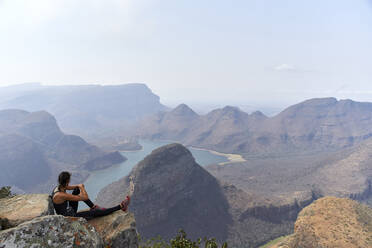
[60,192,86,202]
[58,184,88,202]
[65,184,79,190]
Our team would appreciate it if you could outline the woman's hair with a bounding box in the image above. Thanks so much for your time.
[58,171,71,190]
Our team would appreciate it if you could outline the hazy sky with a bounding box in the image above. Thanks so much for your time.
[0,0,371,108]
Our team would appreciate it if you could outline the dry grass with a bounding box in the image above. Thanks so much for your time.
[287,197,372,248]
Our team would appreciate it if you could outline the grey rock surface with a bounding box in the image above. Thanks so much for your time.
[0,215,103,248]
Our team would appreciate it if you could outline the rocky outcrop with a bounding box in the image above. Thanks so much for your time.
[274,197,372,248]
[0,215,103,248]
[0,194,54,228]
[88,211,138,248]
[0,194,139,248]
[96,143,232,243]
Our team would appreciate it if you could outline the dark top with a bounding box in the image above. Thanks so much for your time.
[51,186,74,216]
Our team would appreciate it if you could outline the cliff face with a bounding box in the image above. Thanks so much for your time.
[221,185,320,248]
[96,143,233,243]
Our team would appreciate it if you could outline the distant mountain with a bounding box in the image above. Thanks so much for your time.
[138,104,200,141]
[137,98,372,155]
[0,109,125,193]
[0,83,168,139]
[0,134,50,189]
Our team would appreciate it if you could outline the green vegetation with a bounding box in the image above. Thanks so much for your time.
[139,230,228,248]
[0,186,13,199]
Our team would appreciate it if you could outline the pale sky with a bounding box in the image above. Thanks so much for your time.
[0,0,371,108]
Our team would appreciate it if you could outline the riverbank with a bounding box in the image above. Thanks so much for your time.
[190,146,246,165]
[151,138,246,165]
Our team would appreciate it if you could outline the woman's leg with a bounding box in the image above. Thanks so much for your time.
[69,187,95,213]
[68,188,79,213]
[75,205,121,219]
[72,187,95,208]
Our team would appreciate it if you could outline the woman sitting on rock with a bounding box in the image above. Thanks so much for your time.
[51,171,130,220]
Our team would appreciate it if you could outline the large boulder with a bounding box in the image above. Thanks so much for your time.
[0,215,103,248]
[88,211,138,248]
[0,194,54,228]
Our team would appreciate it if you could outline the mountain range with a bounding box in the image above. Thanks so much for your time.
[137,98,372,156]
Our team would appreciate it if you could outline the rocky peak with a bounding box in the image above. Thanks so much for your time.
[277,97,338,118]
[21,110,59,126]
[250,110,267,120]
[207,106,248,120]
[132,143,195,179]
[170,104,199,117]
[300,97,338,107]
[222,105,243,114]
[0,109,63,147]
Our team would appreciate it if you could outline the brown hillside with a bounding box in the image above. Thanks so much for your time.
[271,197,372,248]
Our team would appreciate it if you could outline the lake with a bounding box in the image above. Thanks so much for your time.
[84,140,229,201]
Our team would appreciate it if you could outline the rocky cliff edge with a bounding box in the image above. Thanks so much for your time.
[0,194,138,248]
